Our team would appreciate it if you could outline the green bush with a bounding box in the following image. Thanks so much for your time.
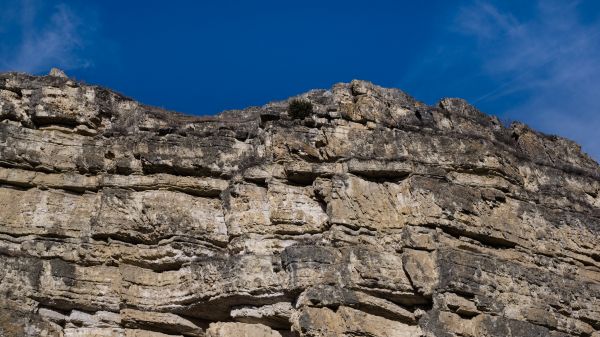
[288,99,313,119]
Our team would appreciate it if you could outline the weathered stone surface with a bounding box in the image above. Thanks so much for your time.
[0,73,598,336]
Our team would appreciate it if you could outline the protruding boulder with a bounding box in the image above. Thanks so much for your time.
[49,67,68,78]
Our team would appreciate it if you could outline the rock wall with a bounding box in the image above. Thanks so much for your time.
[0,72,599,337]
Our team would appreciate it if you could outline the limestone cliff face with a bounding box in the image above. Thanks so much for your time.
[0,72,599,337]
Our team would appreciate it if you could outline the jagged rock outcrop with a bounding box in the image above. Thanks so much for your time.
[0,71,599,337]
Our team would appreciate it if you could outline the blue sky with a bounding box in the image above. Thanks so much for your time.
[1,0,599,161]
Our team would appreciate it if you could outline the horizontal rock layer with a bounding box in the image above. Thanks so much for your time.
[0,72,599,337]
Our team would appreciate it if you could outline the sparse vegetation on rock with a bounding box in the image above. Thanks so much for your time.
[288,98,313,119]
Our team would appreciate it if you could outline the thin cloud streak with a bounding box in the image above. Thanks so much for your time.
[455,0,600,161]
[0,1,92,73]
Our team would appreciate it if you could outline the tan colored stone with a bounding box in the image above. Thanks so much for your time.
[293,306,422,337]
[329,175,409,229]
[121,309,202,336]
[401,249,438,297]
[206,322,281,337]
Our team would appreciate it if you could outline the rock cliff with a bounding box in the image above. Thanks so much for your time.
[0,71,599,337]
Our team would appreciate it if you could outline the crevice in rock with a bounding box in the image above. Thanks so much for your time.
[351,171,410,184]
[141,162,216,178]
[415,110,422,121]
[0,86,23,98]
[433,223,518,250]
[243,176,269,188]
[278,329,301,337]
[0,231,73,241]
[90,233,149,246]
[285,172,318,186]
[0,183,32,191]
[180,293,295,322]
[89,233,228,251]
[357,288,431,308]
[31,117,81,129]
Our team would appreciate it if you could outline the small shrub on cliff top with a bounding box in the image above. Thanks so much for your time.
[288,99,313,119]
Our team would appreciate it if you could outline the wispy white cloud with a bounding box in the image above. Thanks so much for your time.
[456,0,600,161]
[0,0,92,74]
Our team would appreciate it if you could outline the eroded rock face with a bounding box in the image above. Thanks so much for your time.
[0,72,599,337]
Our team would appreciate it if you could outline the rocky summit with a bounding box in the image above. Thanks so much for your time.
[0,70,599,337]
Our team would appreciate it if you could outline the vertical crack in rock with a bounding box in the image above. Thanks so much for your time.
[0,72,599,337]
